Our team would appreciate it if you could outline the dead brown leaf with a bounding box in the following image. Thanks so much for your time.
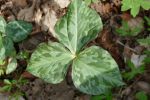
[12,0,27,7]
[112,0,121,7]
[54,0,70,8]
[41,10,58,36]
[91,2,111,18]
[17,0,36,21]
[34,9,42,25]
[128,17,144,32]
[121,13,132,21]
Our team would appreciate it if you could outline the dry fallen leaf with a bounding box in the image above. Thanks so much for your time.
[41,10,58,36]
[121,13,132,21]
[112,0,121,7]
[136,81,150,94]
[34,9,42,25]
[91,2,111,18]
[131,53,146,67]
[17,0,36,21]
[1,1,13,10]
[54,0,70,8]
[128,17,144,32]
[12,0,27,7]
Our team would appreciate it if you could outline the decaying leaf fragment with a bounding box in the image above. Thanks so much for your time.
[17,0,36,22]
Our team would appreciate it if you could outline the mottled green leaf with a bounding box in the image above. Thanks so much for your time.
[0,16,6,33]
[0,34,5,60]
[55,0,102,54]
[6,58,17,74]
[27,42,73,84]
[72,46,124,95]
[3,37,16,57]
[84,0,91,5]
[6,20,32,42]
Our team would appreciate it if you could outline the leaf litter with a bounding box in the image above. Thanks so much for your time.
[0,0,150,100]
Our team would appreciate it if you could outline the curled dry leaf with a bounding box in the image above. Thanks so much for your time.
[54,0,70,8]
[34,2,59,36]
[131,53,146,67]
[34,9,42,25]
[41,10,58,36]
[17,0,36,22]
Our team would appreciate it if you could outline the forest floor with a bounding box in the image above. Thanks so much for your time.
[0,0,150,100]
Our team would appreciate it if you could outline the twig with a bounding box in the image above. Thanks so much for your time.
[116,40,138,53]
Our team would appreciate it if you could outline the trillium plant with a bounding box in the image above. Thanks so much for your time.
[27,0,124,95]
[0,16,32,76]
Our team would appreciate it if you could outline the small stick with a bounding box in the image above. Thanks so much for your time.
[116,40,138,53]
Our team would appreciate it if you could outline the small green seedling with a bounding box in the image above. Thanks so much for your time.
[0,77,28,100]
[0,77,28,92]
[137,37,150,47]
[143,50,150,64]
[115,20,143,36]
[144,16,150,31]
[135,91,148,100]
[121,0,150,17]
[137,16,150,46]
[0,16,32,76]
[123,60,145,80]
[16,51,30,60]
[27,0,124,95]
[91,91,113,100]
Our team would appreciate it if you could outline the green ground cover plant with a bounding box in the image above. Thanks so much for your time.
[0,77,28,100]
[27,0,124,95]
[122,60,145,80]
[121,0,150,17]
[0,16,32,76]
[115,20,143,36]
